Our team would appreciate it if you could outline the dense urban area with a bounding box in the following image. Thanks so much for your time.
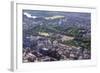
[23,10,91,62]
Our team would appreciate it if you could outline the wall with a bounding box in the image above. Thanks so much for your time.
[0,0,100,73]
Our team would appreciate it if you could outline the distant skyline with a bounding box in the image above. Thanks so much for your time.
[23,10,91,18]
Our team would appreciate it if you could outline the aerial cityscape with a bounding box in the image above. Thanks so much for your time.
[22,10,91,63]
